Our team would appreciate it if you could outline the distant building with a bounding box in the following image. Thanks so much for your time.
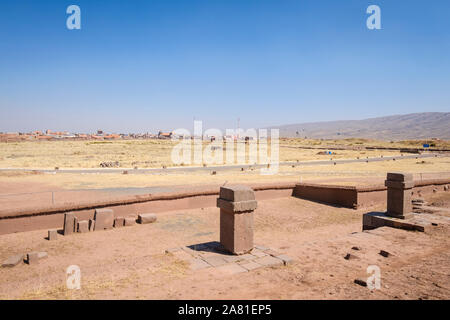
[158,131,173,139]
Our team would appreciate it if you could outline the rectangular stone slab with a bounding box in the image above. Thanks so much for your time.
[138,213,157,224]
[48,229,58,241]
[386,172,413,182]
[114,217,125,228]
[94,209,114,231]
[220,185,255,202]
[124,217,136,226]
[63,213,76,236]
[2,254,24,268]
[77,220,89,233]
[217,199,257,213]
[363,212,427,232]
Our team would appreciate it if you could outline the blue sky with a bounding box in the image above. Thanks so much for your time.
[0,0,449,133]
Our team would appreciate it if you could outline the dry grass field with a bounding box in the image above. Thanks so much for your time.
[0,138,447,169]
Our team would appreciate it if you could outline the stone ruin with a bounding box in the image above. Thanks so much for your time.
[217,185,257,255]
[164,185,294,273]
[363,172,442,232]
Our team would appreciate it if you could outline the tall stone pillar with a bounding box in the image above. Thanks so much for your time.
[217,185,257,255]
[385,172,414,219]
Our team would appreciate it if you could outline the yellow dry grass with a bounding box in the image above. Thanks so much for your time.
[0,157,449,190]
[0,138,441,169]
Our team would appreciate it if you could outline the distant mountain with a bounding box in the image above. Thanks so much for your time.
[267,112,450,140]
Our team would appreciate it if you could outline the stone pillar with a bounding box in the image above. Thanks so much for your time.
[217,185,257,255]
[385,172,414,219]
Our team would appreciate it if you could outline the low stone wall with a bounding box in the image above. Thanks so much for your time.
[0,183,295,235]
[293,178,450,209]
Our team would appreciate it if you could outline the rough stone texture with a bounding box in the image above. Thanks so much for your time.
[240,261,262,271]
[114,217,125,228]
[387,172,414,182]
[264,249,281,257]
[219,185,256,202]
[385,172,414,219]
[220,208,254,255]
[215,263,248,275]
[253,255,283,268]
[217,198,257,213]
[276,255,294,266]
[167,243,293,274]
[363,212,428,232]
[217,185,256,255]
[2,254,24,268]
[89,219,95,232]
[250,250,267,258]
[223,255,241,263]
[138,213,157,224]
[26,252,40,265]
[77,220,89,233]
[124,217,136,226]
[94,209,114,231]
[63,213,76,236]
[202,255,227,267]
[48,229,58,241]
[189,258,211,270]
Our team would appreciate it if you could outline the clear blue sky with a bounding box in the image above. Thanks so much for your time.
[0,0,449,133]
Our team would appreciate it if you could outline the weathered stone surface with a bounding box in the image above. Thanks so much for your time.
[220,208,254,255]
[202,256,227,267]
[363,212,425,232]
[124,217,136,226]
[385,180,414,189]
[253,255,283,268]
[386,172,413,219]
[114,217,125,228]
[264,249,281,257]
[216,263,248,274]
[223,255,241,263]
[240,261,262,271]
[2,254,24,268]
[189,258,211,270]
[217,199,257,213]
[48,229,58,241]
[386,172,413,182]
[275,255,294,266]
[94,209,114,231]
[219,185,255,202]
[63,213,76,236]
[26,252,40,265]
[138,213,157,224]
[77,220,89,233]
[89,219,95,232]
[250,250,267,258]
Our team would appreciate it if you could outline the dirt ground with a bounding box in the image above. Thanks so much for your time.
[0,192,449,300]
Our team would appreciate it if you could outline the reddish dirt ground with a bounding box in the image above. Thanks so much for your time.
[0,192,449,300]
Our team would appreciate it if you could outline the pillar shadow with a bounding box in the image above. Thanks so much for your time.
[187,241,233,256]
